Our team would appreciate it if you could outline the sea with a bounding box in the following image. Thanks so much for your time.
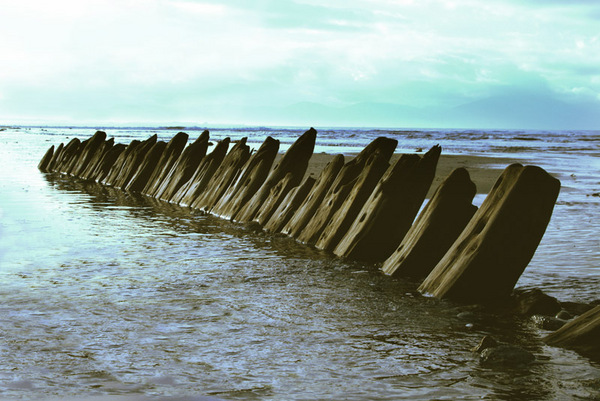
[0,126,598,400]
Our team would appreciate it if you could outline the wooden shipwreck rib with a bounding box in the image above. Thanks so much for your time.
[39,128,561,306]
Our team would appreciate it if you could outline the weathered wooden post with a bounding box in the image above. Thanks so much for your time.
[544,305,600,361]
[333,145,441,262]
[211,136,279,220]
[263,177,316,232]
[381,167,477,278]
[191,139,251,212]
[172,137,230,206]
[296,137,397,245]
[101,139,141,186]
[234,128,316,223]
[68,131,108,177]
[315,151,390,252]
[38,145,54,172]
[141,131,191,196]
[89,143,126,183]
[418,164,560,303]
[124,141,168,192]
[54,138,81,173]
[152,133,210,201]
[46,142,64,172]
[280,154,345,238]
[111,135,158,189]
[80,138,115,180]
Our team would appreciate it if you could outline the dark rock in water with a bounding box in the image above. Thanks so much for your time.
[480,345,535,367]
[555,309,573,320]
[38,145,54,172]
[281,154,345,238]
[544,305,600,362]
[235,127,316,223]
[381,167,477,277]
[531,314,566,330]
[512,288,562,316]
[418,164,561,303]
[473,336,535,367]
[560,301,594,317]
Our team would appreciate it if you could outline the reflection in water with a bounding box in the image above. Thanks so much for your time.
[0,173,594,399]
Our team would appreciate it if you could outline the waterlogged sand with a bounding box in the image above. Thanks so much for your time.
[302,152,517,197]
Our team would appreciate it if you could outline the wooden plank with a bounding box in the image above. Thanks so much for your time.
[263,176,316,233]
[544,305,600,361]
[111,135,158,189]
[296,137,397,245]
[191,139,251,212]
[333,145,441,262]
[89,143,126,183]
[280,154,345,238]
[46,142,64,172]
[80,138,115,180]
[124,141,168,192]
[38,145,54,172]
[69,131,108,177]
[418,164,560,303]
[54,138,81,173]
[172,137,230,206]
[234,128,316,223]
[380,167,477,278]
[210,136,279,220]
[100,139,141,186]
[141,131,190,196]
[315,151,390,252]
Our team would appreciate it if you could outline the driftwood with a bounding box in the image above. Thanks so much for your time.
[153,133,210,201]
[89,143,126,182]
[333,145,441,262]
[141,131,190,196]
[173,138,230,206]
[101,139,141,186]
[315,151,390,252]
[234,128,316,223]
[192,139,251,212]
[418,164,560,303]
[80,138,115,180]
[38,145,54,172]
[263,177,316,232]
[296,137,397,245]
[544,305,600,361]
[69,131,107,177]
[381,167,477,278]
[211,136,279,220]
[112,135,158,189]
[281,154,345,238]
[124,141,168,192]
[46,142,64,172]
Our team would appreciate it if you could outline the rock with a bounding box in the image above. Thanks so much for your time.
[191,138,251,212]
[381,167,477,277]
[235,128,316,223]
[335,145,442,263]
[38,145,54,172]
[559,301,594,317]
[418,164,561,303]
[531,314,566,330]
[210,136,279,220]
[296,137,397,245]
[471,335,498,352]
[555,309,573,320]
[281,154,345,238]
[512,288,562,316]
[544,305,600,362]
[263,176,316,232]
[479,345,535,367]
[141,131,190,196]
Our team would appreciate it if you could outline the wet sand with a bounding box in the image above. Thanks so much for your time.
[302,152,518,196]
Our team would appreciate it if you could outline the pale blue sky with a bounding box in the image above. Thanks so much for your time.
[1,0,599,128]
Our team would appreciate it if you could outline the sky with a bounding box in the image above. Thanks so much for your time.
[1,0,599,129]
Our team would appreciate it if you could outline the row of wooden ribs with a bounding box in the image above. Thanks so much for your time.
[39,128,559,307]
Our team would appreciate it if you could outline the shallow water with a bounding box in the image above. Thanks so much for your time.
[0,127,599,399]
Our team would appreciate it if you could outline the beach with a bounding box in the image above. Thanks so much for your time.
[0,126,598,400]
